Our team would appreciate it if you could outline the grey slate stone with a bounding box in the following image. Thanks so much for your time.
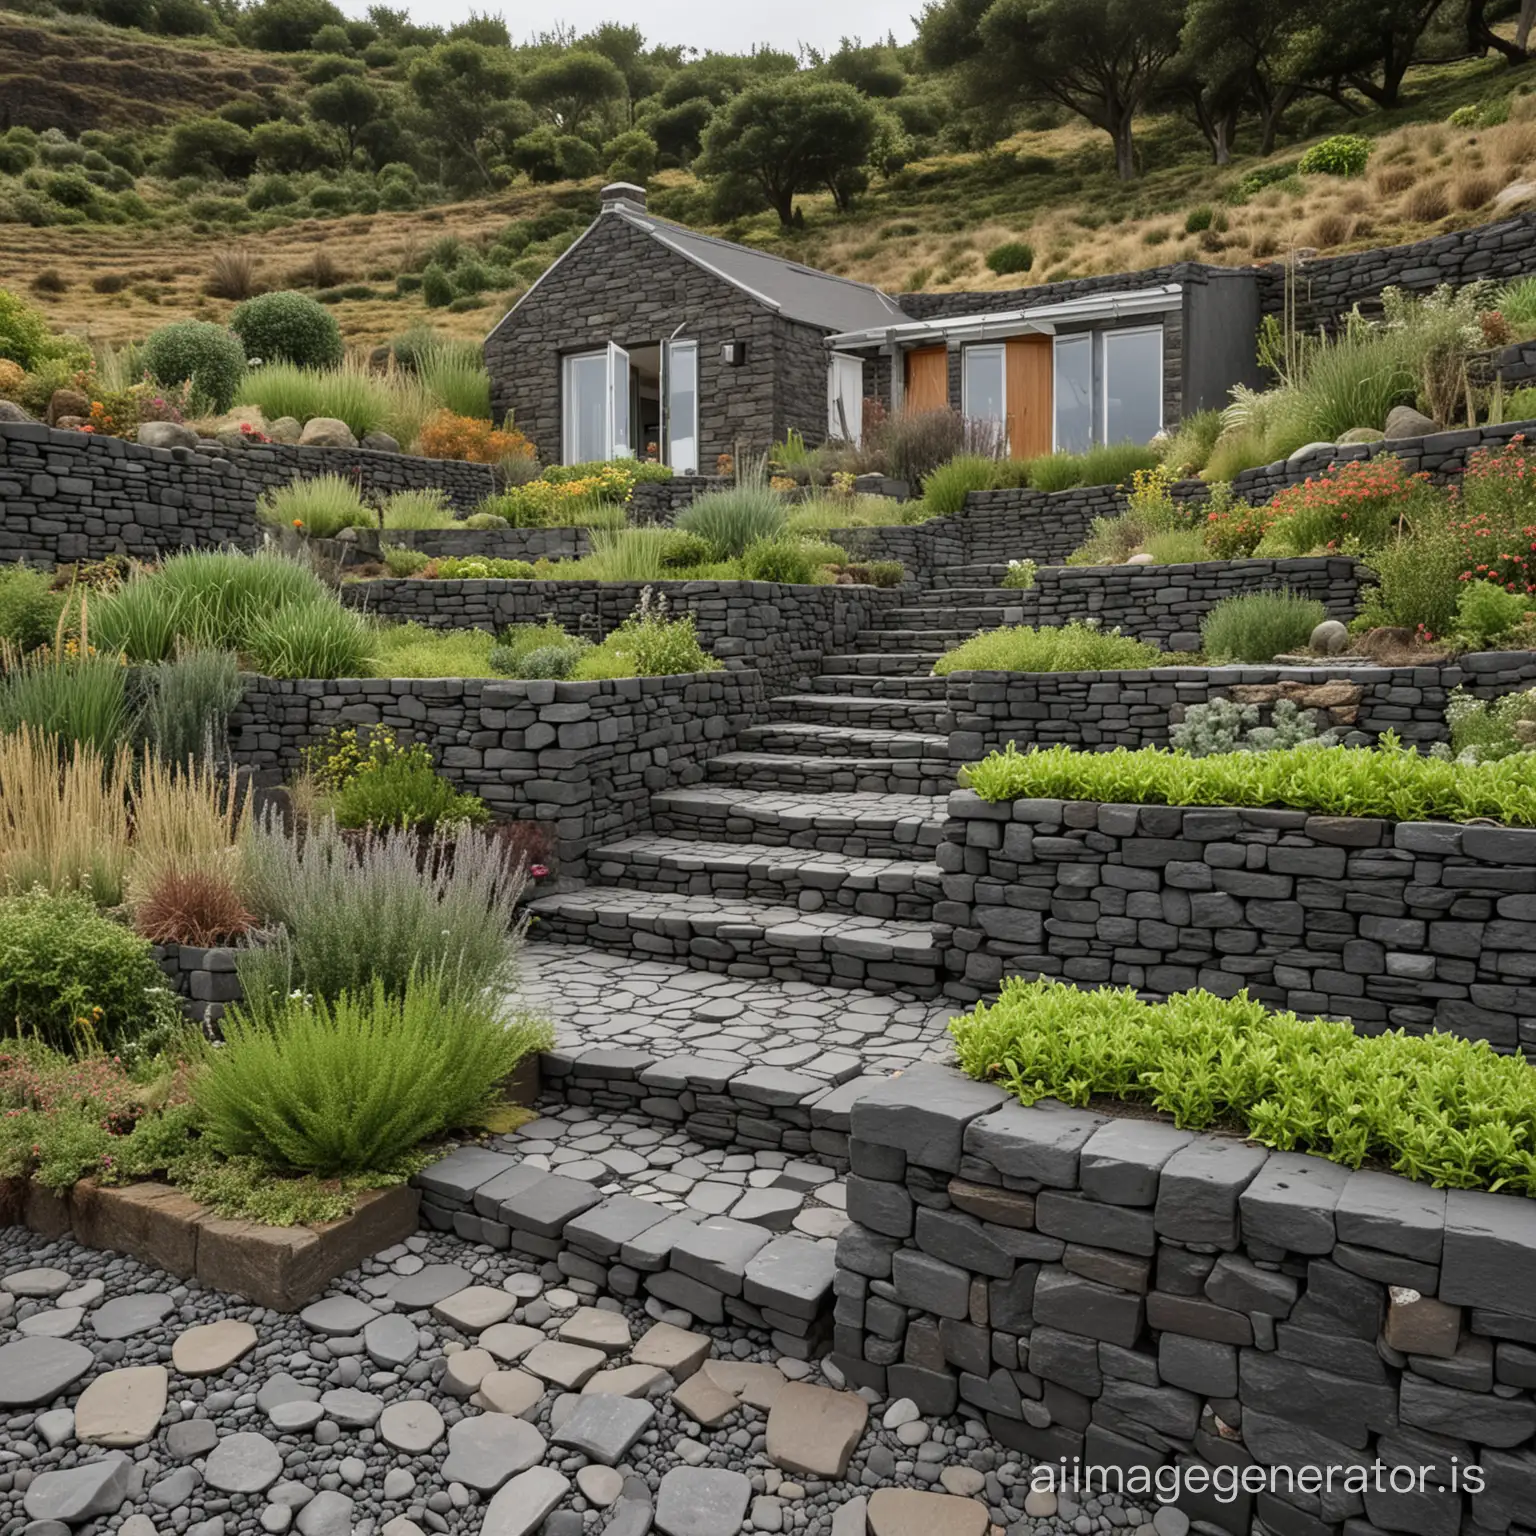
[670,1218,773,1297]
[0,1337,95,1406]
[550,1395,656,1465]
[913,1206,1039,1277]
[1335,1170,1446,1263]
[654,1468,752,1536]
[1028,1328,1102,1396]
[1239,1153,1351,1255]
[962,1100,1107,1188]
[204,1433,283,1494]
[848,1065,1006,1173]
[1203,1254,1298,1317]
[889,1250,971,1319]
[300,1297,379,1337]
[1031,1270,1144,1348]
[90,1294,175,1340]
[472,1165,552,1219]
[640,1054,749,1093]
[1441,1188,1536,1318]
[415,1146,518,1201]
[845,1177,912,1239]
[621,1213,701,1273]
[166,1420,219,1459]
[1239,1353,1397,1450]
[1399,1374,1536,1448]
[440,1415,548,1491]
[643,1270,725,1325]
[1474,1448,1536,1534]
[363,1313,419,1369]
[498,1173,605,1238]
[728,1066,822,1107]
[744,1236,835,1321]
[1035,1191,1156,1256]
[1154,1139,1269,1246]
[565,1196,673,1259]
[22,1456,132,1523]
[295,1492,354,1536]
[1157,1335,1238,1398]
[389,1264,473,1309]
[1079,1120,1194,1207]
[835,1225,901,1280]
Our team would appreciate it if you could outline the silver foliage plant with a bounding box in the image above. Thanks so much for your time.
[1170,697,1338,757]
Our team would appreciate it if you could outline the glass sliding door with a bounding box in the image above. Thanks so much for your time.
[1053,334,1094,454]
[827,353,863,444]
[663,338,698,473]
[961,343,1006,440]
[1103,326,1163,445]
[562,350,608,464]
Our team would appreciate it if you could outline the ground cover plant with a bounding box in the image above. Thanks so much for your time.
[950,977,1536,1192]
[961,734,1536,825]
[1200,590,1327,662]
[933,621,1163,674]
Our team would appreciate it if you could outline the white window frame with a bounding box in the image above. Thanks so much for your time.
[663,338,699,475]
[827,353,864,445]
[1101,324,1164,446]
[1052,332,1095,454]
[561,343,633,463]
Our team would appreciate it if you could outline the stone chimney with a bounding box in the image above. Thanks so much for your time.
[600,182,647,213]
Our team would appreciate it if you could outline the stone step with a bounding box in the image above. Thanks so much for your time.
[855,629,976,650]
[588,835,942,920]
[737,721,950,760]
[810,673,947,700]
[651,784,947,859]
[705,751,954,797]
[820,653,942,677]
[888,587,1018,603]
[880,604,1028,628]
[527,887,944,997]
[765,693,948,731]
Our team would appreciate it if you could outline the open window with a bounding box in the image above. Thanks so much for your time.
[663,338,698,473]
[561,343,633,463]
[827,353,863,444]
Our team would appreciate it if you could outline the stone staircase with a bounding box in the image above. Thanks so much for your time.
[524,579,1021,1000]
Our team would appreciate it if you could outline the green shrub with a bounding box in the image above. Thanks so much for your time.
[866,560,906,587]
[1200,590,1325,662]
[921,454,1000,515]
[1022,451,1086,492]
[229,290,344,369]
[420,264,453,309]
[1353,510,1464,641]
[1455,580,1529,650]
[960,734,1536,825]
[379,489,457,530]
[136,649,243,767]
[0,651,132,757]
[1184,206,1214,234]
[1298,134,1372,177]
[245,602,370,679]
[327,748,488,832]
[1497,276,1536,334]
[1158,410,1224,477]
[740,539,828,584]
[494,641,588,679]
[0,890,169,1053]
[141,321,246,413]
[985,240,1033,276]
[428,557,537,580]
[658,530,713,569]
[257,474,374,538]
[0,564,62,653]
[462,511,510,530]
[1142,530,1212,564]
[1236,160,1300,198]
[676,484,787,558]
[381,544,431,577]
[1077,441,1164,487]
[1001,559,1036,590]
[195,974,545,1176]
[571,595,718,679]
[236,816,524,1007]
[0,287,52,369]
[952,975,1536,1193]
[364,622,501,679]
[934,622,1162,675]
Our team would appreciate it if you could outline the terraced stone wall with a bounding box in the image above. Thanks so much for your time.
[942,653,1536,756]
[936,791,1536,1049]
[339,579,903,697]
[0,421,498,566]
[833,1062,1536,1536]
[229,671,757,877]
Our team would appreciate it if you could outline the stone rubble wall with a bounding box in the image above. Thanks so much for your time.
[0,420,497,566]
[229,671,758,878]
[936,791,1536,1050]
[339,579,902,698]
[831,1061,1536,1536]
[151,941,244,1025]
[942,653,1536,757]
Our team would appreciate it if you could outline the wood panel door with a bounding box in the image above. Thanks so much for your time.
[1005,335,1052,459]
[904,345,949,413]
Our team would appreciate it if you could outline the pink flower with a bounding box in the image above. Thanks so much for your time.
[529,863,549,879]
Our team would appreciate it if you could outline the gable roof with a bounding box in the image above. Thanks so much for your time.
[618,205,908,333]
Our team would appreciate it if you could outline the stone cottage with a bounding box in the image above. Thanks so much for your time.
[483,182,1265,470]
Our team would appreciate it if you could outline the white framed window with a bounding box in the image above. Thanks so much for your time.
[961,343,1006,438]
[827,353,864,444]
[562,343,632,463]
[1053,333,1094,454]
[664,338,698,474]
[1103,326,1163,445]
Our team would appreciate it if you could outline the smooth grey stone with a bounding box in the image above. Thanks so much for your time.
[300,1298,379,1337]
[0,1337,96,1407]
[23,1455,133,1523]
[550,1394,655,1466]
[319,1389,384,1428]
[440,1414,547,1493]
[256,1375,321,1413]
[149,1467,201,1510]
[389,1266,473,1310]
[295,1491,355,1536]
[3,1268,73,1298]
[91,1295,175,1340]
[654,1468,752,1536]
[166,1419,220,1459]
[204,1432,284,1494]
[268,1402,325,1432]
[364,1314,419,1369]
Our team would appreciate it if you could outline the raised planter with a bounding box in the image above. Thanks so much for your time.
[1,1175,419,1311]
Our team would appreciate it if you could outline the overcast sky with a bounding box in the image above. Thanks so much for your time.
[344,0,916,56]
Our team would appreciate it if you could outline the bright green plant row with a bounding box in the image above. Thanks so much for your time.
[934,623,1163,675]
[950,977,1536,1193]
[960,736,1536,826]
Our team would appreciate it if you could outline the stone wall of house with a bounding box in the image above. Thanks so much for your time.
[339,578,902,697]
[229,670,758,877]
[832,1061,1536,1536]
[936,790,1536,1048]
[943,652,1536,757]
[0,420,496,565]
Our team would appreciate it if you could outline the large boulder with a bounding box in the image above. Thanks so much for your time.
[1310,619,1350,655]
[1337,426,1385,444]
[268,416,303,443]
[299,417,358,449]
[361,431,400,454]
[138,421,200,451]
[1384,405,1438,440]
[47,388,90,426]
[0,400,33,423]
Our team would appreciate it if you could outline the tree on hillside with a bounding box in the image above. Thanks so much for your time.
[406,40,525,189]
[696,77,881,225]
[825,41,908,97]
[649,97,716,162]
[243,0,346,51]
[1306,0,1451,107]
[251,119,332,172]
[520,51,628,134]
[919,0,1185,180]
[306,74,382,164]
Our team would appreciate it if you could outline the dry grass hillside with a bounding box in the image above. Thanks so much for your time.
[4,21,1536,352]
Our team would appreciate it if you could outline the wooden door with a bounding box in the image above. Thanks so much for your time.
[904,346,949,413]
[1005,335,1053,458]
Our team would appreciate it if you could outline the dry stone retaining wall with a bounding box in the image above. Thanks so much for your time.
[229,670,757,878]
[832,1061,1536,1536]
[936,790,1536,1050]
